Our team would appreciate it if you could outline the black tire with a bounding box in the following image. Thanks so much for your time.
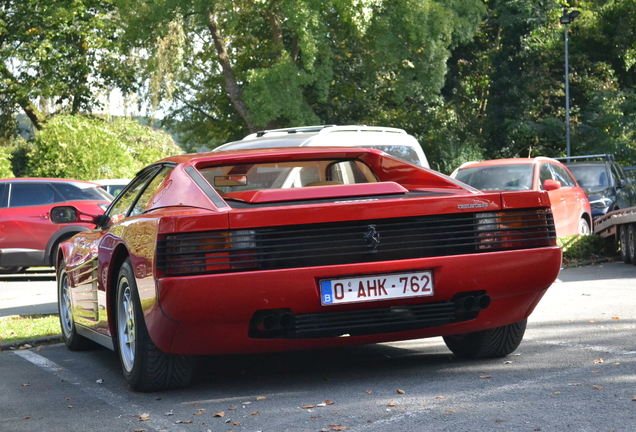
[116,259,194,392]
[628,224,636,266]
[619,225,631,264]
[0,267,26,274]
[443,319,527,359]
[58,266,94,350]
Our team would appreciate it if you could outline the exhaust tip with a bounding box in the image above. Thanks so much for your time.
[279,313,293,329]
[262,314,278,330]
[478,295,491,309]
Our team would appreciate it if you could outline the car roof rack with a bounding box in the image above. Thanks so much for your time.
[554,154,615,162]
[249,125,407,139]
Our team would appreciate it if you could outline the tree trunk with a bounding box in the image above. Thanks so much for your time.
[0,65,46,130]
[206,9,258,133]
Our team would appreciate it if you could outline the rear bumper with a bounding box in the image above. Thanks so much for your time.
[150,247,562,355]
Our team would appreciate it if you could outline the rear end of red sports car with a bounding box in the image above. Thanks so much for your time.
[53,147,562,391]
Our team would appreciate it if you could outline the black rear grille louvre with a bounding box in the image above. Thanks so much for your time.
[292,302,458,338]
[156,208,556,276]
[248,291,490,339]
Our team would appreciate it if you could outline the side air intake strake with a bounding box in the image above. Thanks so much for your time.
[156,208,556,276]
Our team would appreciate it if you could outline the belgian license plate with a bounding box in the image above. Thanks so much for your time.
[320,270,434,306]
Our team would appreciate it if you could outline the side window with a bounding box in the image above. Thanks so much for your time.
[0,184,7,208]
[539,164,553,190]
[611,164,625,186]
[107,166,162,221]
[8,183,57,207]
[551,164,576,187]
[129,167,172,217]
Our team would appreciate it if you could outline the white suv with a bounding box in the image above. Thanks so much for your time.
[214,125,430,168]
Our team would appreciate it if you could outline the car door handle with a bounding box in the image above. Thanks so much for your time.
[40,213,50,220]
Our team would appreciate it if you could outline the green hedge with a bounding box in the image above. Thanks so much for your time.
[557,234,618,264]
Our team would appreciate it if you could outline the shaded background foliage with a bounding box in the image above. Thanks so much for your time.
[2,0,636,176]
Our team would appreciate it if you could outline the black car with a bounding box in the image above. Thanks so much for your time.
[556,154,636,219]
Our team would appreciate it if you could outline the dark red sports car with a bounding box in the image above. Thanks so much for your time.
[52,147,562,391]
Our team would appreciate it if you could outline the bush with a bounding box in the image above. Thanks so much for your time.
[0,146,14,178]
[557,234,618,264]
[25,115,182,180]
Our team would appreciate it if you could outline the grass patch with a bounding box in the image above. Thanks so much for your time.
[0,314,61,344]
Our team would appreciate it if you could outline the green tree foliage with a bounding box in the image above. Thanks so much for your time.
[441,0,636,168]
[0,0,138,131]
[25,115,182,180]
[114,0,485,151]
[0,146,14,178]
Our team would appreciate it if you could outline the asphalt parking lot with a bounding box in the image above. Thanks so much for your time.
[1,261,635,432]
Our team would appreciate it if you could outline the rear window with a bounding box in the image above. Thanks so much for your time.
[199,159,378,195]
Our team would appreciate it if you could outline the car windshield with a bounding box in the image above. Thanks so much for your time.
[566,165,609,192]
[198,159,378,195]
[454,165,534,191]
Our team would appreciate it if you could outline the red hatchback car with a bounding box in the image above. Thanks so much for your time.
[451,158,592,237]
[0,178,112,273]
[51,147,562,391]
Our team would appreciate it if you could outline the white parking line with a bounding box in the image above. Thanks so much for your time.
[13,350,186,431]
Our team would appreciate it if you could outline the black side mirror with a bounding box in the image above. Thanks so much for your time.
[50,205,111,229]
[50,206,79,223]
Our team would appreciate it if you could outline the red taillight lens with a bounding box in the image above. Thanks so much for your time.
[160,230,257,276]
[477,209,556,251]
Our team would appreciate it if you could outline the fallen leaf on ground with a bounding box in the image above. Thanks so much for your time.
[632,396,636,401]
[612,317,620,320]
[480,376,491,379]
[592,385,603,390]
[188,402,199,406]
[251,410,260,415]
[593,358,604,364]
[387,402,396,407]
[436,396,446,399]
[212,411,225,418]
[256,396,266,401]
[446,410,455,413]
[323,400,335,405]
[302,405,316,409]
[21,383,30,387]
[551,392,560,395]
[396,389,405,394]
[139,413,150,421]
[365,390,373,394]
[228,406,237,410]
[332,427,347,431]
[23,416,31,420]
[591,370,600,373]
